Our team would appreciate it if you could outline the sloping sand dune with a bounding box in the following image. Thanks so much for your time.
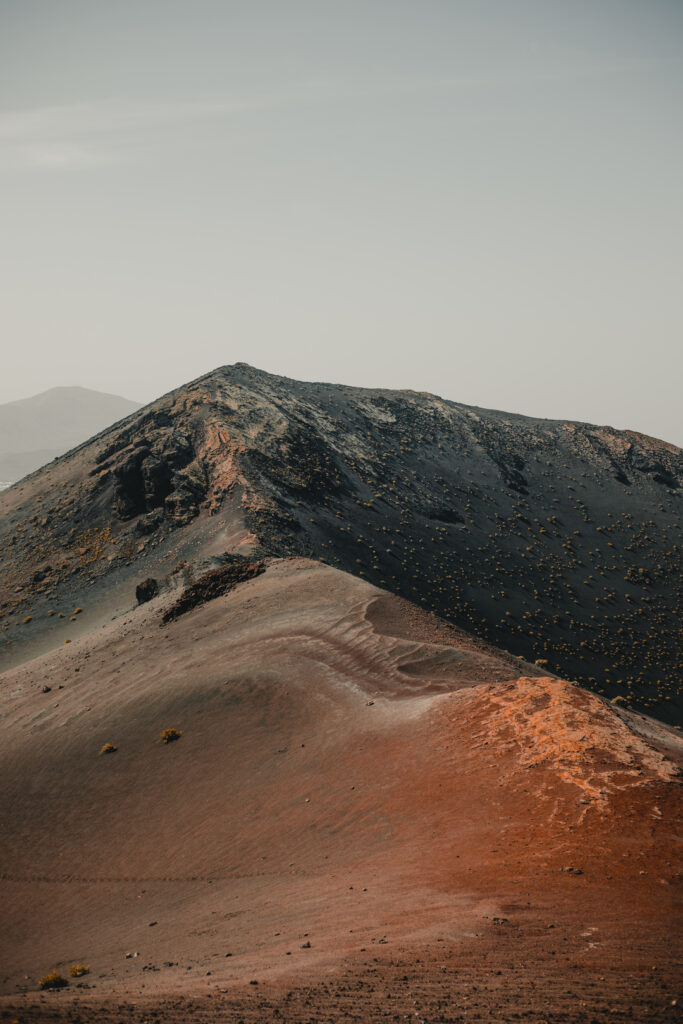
[1,561,681,1022]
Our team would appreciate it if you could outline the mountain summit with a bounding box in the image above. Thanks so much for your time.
[0,363,680,722]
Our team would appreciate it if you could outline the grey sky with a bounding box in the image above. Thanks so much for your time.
[1,1,681,444]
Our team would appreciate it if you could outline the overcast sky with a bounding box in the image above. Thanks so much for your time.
[1,1,681,444]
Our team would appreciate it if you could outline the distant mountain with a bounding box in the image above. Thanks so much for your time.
[0,386,140,484]
[0,364,680,722]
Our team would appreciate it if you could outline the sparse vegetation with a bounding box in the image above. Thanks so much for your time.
[0,368,679,725]
[100,742,117,754]
[39,970,68,990]
[69,963,90,977]
[161,728,182,744]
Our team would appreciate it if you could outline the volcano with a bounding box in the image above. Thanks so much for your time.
[0,365,680,1023]
[1,363,680,721]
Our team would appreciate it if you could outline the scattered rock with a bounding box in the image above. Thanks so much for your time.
[136,578,159,604]
[162,557,265,623]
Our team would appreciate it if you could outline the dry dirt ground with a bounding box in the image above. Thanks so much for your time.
[1,560,681,1022]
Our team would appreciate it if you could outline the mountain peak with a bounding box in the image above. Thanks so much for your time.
[0,368,680,723]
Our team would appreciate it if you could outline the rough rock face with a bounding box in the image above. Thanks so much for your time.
[161,556,265,622]
[0,363,680,722]
[100,416,201,523]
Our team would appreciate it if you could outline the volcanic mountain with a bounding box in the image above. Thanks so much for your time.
[0,385,140,486]
[0,363,680,722]
[0,365,681,1023]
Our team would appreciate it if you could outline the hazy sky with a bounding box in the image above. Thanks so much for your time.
[1,1,682,444]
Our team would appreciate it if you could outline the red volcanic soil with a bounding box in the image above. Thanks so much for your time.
[0,560,681,1022]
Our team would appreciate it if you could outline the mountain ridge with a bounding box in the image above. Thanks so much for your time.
[0,363,680,723]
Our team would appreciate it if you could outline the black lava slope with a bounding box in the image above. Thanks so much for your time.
[0,364,680,723]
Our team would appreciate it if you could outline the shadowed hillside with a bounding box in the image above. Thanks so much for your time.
[0,364,680,722]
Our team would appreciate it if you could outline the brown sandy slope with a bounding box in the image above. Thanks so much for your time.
[0,560,681,1023]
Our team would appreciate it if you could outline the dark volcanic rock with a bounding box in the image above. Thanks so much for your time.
[136,578,160,604]
[0,363,680,723]
[134,510,164,536]
[162,558,265,622]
